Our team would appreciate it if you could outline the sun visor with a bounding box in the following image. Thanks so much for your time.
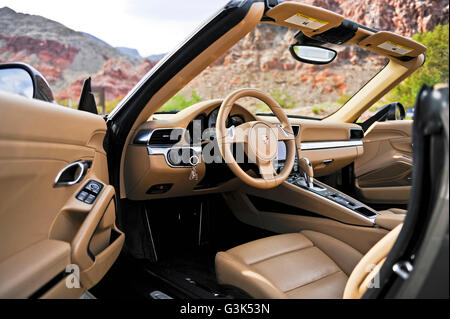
[358,31,427,58]
[266,2,344,37]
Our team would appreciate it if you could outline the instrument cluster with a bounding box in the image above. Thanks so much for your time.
[187,107,245,143]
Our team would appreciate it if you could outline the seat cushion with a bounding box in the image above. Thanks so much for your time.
[376,209,406,230]
[386,208,407,214]
[216,231,362,299]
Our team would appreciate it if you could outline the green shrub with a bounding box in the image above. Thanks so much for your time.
[103,96,122,114]
[336,94,351,105]
[389,24,449,108]
[56,96,122,114]
[270,88,296,109]
[312,106,324,115]
[56,99,77,109]
[254,103,271,113]
[159,90,202,112]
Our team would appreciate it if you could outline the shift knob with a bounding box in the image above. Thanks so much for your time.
[298,157,314,188]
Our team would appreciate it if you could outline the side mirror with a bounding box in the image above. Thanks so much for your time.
[360,102,406,131]
[384,102,406,121]
[289,44,337,65]
[0,63,54,102]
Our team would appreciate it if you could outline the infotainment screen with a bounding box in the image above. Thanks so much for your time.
[274,141,298,173]
[275,141,287,161]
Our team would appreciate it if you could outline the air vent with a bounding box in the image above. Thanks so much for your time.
[350,128,364,140]
[149,128,183,146]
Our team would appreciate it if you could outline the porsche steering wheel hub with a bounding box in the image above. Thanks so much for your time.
[247,122,278,164]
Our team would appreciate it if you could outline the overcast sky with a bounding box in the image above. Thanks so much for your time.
[0,0,229,56]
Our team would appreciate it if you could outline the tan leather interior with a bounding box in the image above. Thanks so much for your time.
[216,231,361,299]
[375,209,406,230]
[259,115,365,177]
[240,181,375,226]
[344,224,403,299]
[0,240,71,298]
[216,224,403,299]
[355,121,412,204]
[223,184,389,254]
[0,91,124,298]
[125,101,254,200]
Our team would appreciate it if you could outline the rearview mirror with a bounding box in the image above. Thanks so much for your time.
[289,44,337,65]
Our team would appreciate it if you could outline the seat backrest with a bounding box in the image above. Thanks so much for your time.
[343,224,403,299]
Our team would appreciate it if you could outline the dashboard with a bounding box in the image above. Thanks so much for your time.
[124,99,364,200]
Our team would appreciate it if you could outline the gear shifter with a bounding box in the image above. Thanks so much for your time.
[298,157,314,188]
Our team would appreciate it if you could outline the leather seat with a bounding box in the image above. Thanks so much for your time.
[384,208,407,214]
[215,226,402,299]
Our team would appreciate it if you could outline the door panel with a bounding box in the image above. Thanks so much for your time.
[354,120,413,204]
[0,92,124,298]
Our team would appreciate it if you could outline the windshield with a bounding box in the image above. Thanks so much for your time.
[157,23,387,118]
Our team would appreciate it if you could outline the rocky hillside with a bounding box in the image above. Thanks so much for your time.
[305,0,449,36]
[0,1,448,111]
[180,0,448,116]
[0,7,157,101]
[182,23,385,116]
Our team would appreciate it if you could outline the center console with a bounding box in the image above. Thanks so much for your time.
[286,173,378,221]
[275,141,378,223]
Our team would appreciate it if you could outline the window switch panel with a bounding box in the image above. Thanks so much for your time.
[76,180,104,204]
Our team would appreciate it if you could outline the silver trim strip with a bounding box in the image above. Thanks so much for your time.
[146,145,202,168]
[301,140,363,151]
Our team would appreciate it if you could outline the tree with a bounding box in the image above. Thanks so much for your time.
[389,24,449,108]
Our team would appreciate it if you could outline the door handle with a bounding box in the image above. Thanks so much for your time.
[54,161,90,187]
[321,159,334,165]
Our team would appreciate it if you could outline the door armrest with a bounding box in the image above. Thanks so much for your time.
[0,239,70,298]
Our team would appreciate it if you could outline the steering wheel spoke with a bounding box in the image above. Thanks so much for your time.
[274,125,295,141]
[259,161,275,180]
[224,121,254,144]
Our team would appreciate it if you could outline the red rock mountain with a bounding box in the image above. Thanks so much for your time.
[0,1,448,104]
[0,6,156,101]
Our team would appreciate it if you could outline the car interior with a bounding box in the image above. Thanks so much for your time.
[0,1,439,299]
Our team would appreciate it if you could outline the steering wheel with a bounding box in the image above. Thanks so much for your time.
[216,88,296,189]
